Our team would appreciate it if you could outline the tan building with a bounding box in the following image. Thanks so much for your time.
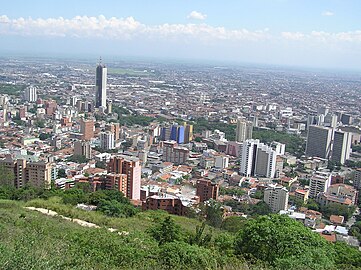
[0,156,51,189]
[196,179,219,203]
[105,173,127,196]
[107,155,141,200]
[74,140,92,159]
[295,189,309,204]
[80,118,94,141]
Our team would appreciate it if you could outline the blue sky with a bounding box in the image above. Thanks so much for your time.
[1,0,361,69]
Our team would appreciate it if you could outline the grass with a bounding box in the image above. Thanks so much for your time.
[24,197,214,235]
[0,199,249,270]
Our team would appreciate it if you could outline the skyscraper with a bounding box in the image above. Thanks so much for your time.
[331,130,352,165]
[305,125,333,159]
[235,118,253,142]
[24,86,37,102]
[95,60,107,108]
[74,140,92,159]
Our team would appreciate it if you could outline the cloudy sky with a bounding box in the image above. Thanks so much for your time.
[1,0,361,70]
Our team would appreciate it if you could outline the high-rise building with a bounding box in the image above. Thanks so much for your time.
[100,131,115,150]
[24,86,37,102]
[309,171,331,199]
[80,119,94,141]
[196,179,219,202]
[45,100,57,116]
[331,130,352,165]
[107,155,141,200]
[353,169,361,190]
[239,139,276,178]
[105,173,127,196]
[183,123,193,143]
[95,61,107,108]
[74,140,92,159]
[264,185,289,213]
[235,118,253,142]
[305,125,333,159]
[0,157,52,189]
[162,140,189,165]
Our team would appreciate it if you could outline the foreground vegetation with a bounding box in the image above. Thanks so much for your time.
[1,184,361,269]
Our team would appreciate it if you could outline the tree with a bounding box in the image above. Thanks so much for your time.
[221,216,246,233]
[39,133,51,141]
[67,155,88,164]
[95,161,106,169]
[188,222,212,247]
[97,199,138,218]
[148,216,181,245]
[57,168,66,178]
[320,203,355,221]
[235,215,333,268]
[0,165,15,187]
[205,200,223,228]
[250,201,272,216]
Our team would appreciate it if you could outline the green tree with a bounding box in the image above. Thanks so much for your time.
[221,216,246,233]
[97,199,138,218]
[67,155,88,163]
[205,200,223,228]
[235,215,333,269]
[148,216,181,245]
[188,222,212,247]
[0,165,15,187]
[57,168,67,178]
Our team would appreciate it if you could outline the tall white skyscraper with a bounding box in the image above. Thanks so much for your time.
[95,61,107,108]
[24,86,37,102]
[235,118,253,142]
[305,125,333,159]
[331,130,352,165]
[239,139,276,178]
[100,131,115,150]
[264,185,289,213]
[309,171,331,199]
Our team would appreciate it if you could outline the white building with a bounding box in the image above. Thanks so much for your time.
[95,62,107,108]
[239,139,276,178]
[215,155,229,169]
[264,185,289,213]
[24,86,37,102]
[309,171,332,199]
[100,131,115,150]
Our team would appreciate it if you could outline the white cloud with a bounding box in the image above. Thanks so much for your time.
[322,11,334,16]
[0,15,269,41]
[281,32,305,41]
[187,11,207,20]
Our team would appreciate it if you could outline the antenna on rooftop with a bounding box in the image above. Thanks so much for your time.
[99,56,102,65]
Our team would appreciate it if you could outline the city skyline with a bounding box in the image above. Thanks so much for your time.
[1,0,361,70]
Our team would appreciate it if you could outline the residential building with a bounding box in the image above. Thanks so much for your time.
[239,139,276,178]
[264,185,289,213]
[295,189,309,204]
[196,178,219,202]
[107,155,141,200]
[80,118,94,141]
[105,173,127,196]
[142,194,188,216]
[317,184,358,206]
[235,118,253,142]
[309,171,332,199]
[74,140,92,159]
[183,123,193,143]
[162,140,189,165]
[354,169,361,190]
[100,131,115,150]
[24,86,37,102]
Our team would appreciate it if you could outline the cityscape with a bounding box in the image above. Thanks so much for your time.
[1,1,361,269]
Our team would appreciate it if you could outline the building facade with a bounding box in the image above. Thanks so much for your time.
[95,62,107,108]
[264,185,289,213]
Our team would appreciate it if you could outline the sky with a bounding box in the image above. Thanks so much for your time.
[1,0,361,70]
